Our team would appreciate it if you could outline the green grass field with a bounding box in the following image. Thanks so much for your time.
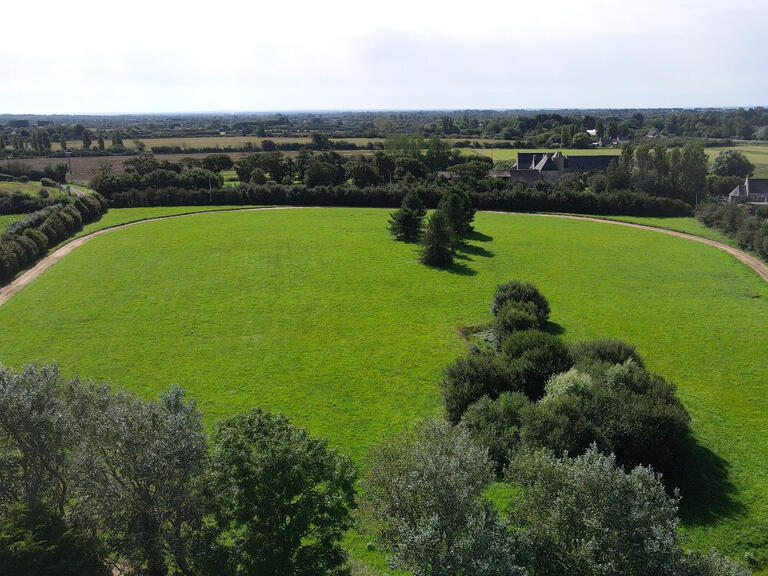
[0,208,767,569]
[0,180,49,197]
[707,144,768,178]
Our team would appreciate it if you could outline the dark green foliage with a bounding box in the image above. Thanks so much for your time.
[40,178,57,188]
[712,150,755,178]
[0,503,107,576]
[698,201,768,261]
[388,190,426,241]
[205,408,356,576]
[437,187,474,237]
[494,301,539,340]
[491,280,550,324]
[420,210,455,267]
[461,392,530,475]
[569,338,644,369]
[441,353,521,424]
[502,330,572,400]
[201,153,234,173]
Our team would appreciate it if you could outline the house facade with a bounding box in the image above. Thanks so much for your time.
[728,176,768,204]
[491,151,616,184]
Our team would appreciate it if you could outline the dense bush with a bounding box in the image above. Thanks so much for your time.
[40,178,57,188]
[502,330,572,399]
[494,301,539,340]
[698,201,768,261]
[491,280,551,323]
[442,354,519,423]
[569,338,644,368]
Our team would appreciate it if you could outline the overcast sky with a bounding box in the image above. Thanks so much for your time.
[2,0,766,114]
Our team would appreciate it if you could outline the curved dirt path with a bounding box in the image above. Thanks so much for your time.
[2,207,767,308]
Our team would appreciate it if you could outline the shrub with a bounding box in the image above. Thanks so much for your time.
[461,392,530,474]
[494,301,539,340]
[502,330,572,399]
[40,178,57,188]
[441,353,520,423]
[569,338,644,369]
[491,280,550,325]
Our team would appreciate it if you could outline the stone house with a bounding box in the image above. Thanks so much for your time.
[728,176,768,204]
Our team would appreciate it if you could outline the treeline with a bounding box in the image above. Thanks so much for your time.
[5,107,766,150]
[358,281,748,576]
[697,202,768,259]
[0,194,107,283]
[0,364,356,576]
[106,181,691,217]
[0,160,68,183]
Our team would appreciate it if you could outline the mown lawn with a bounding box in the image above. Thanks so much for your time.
[0,208,767,569]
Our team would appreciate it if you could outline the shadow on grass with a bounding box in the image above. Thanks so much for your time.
[466,230,494,242]
[459,243,495,258]
[447,261,477,276]
[543,321,565,336]
[672,436,744,525]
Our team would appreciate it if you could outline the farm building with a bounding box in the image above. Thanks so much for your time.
[728,176,768,204]
[491,151,616,184]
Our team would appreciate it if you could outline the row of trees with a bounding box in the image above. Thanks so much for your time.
[0,194,107,283]
[387,187,476,267]
[0,364,356,576]
[697,202,768,259]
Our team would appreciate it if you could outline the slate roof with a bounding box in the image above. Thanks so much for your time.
[748,178,768,196]
[565,155,616,171]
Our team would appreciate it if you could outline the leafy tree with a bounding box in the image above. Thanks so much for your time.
[424,135,451,171]
[0,363,72,514]
[420,210,455,267]
[712,150,755,178]
[311,132,330,150]
[97,132,105,151]
[502,330,573,400]
[680,141,709,204]
[304,159,340,186]
[345,157,380,187]
[81,129,91,150]
[69,385,207,576]
[0,503,108,576]
[204,408,356,576]
[201,153,234,173]
[388,190,426,241]
[508,447,747,576]
[361,419,525,576]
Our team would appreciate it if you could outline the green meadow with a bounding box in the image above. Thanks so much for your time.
[706,144,768,178]
[0,208,767,569]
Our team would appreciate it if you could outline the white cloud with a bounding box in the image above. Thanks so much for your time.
[0,0,765,113]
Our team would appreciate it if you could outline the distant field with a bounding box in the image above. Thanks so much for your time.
[461,147,621,162]
[48,136,385,152]
[706,144,768,178]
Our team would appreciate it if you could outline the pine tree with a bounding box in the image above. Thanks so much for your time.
[97,132,105,151]
[437,187,474,240]
[388,190,427,241]
[420,210,455,267]
[82,128,91,150]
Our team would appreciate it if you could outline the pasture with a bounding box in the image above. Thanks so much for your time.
[0,208,767,568]
[0,214,23,234]
[706,143,768,178]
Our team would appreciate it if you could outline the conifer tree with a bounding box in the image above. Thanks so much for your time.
[420,210,455,267]
[437,187,475,240]
[388,190,427,241]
